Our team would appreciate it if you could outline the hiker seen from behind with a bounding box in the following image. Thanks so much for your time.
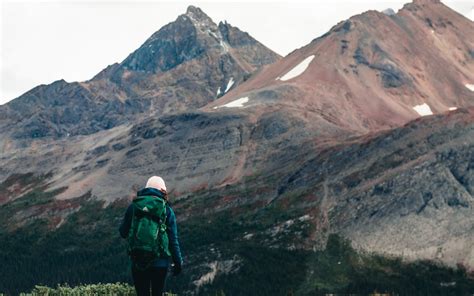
[119,176,183,296]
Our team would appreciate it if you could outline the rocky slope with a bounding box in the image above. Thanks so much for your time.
[1,105,473,269]
[0,104,324,205]
[0,6,280,141]
[1,107,473,295]
[208,0,474,134]
[1,1,474,294]
[278,107,474,268]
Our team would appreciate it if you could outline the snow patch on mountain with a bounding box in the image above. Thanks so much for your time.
[186,8,230,54]
[465,84,474,91]
[220,40,230,52]
[448,107,458,111]
[213,97,249,109]
[186,9,210,31]
[413,103,433,116]
[207,29,219,39]
[278,55,315,81]
[207,29,230,53]
[225,78,235,93]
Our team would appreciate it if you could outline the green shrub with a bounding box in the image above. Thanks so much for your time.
[19,283,178,296]
[20,283,134,296]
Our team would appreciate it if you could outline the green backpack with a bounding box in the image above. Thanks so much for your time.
[127,195,171,269]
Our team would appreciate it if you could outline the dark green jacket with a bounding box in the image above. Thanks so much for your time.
[119,188,183,267]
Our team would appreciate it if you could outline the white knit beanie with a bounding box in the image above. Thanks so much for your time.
[145,176,167,192]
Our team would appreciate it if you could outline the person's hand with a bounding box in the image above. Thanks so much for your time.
[172,262,182,276]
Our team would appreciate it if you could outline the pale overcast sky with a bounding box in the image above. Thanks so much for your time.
[1,0,472,105]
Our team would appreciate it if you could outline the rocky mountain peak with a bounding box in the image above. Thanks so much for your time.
[2,3,474,294]
[183,5,218,32]
[0,5,281,140]
[402,0,444,12]
[412,0,441,5]
[120,6,231,73]
[119,11,206,73]
[185,5,210,21]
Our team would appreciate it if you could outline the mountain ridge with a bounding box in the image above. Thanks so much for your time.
[0,5,280,142]
[1,1,474,294]
[207,0,473,136]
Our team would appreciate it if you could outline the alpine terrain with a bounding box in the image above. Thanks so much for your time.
[1,1,474,295]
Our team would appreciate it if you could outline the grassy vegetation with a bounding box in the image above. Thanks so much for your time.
[13,283,178,296]
[298,234,474,295]
[165,210,310,296]
[0,198,131,295]
[19,283,135,296]
[1,175,474,295]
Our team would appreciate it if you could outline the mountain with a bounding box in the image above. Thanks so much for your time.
[1,1,474,295]
[209,0,474,134]
[0,6,280,141]
[281,107,474,268]
[2,107,473,295]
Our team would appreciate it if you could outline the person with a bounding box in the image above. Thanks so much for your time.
[119,176,183,296]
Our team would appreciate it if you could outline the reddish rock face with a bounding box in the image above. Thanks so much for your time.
[208,0,474,135]
[1,2,474,285]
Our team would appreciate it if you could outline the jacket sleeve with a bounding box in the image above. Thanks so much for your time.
[166,206,183,265]
[119,204,134,239]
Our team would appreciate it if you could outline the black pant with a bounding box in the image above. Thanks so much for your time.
[132,265,168,296]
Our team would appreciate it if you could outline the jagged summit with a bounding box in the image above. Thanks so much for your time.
[1,2,474,294]
[185,5,210,21]
[412,0,441,4]
[117,5,280,77]
[182,5,217,32]
[186,5,200,14]
[0,5,280,139]
[401,0,443,11]
[210,0,474,134]
[119,6,244,73]
[181,5,230,53]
